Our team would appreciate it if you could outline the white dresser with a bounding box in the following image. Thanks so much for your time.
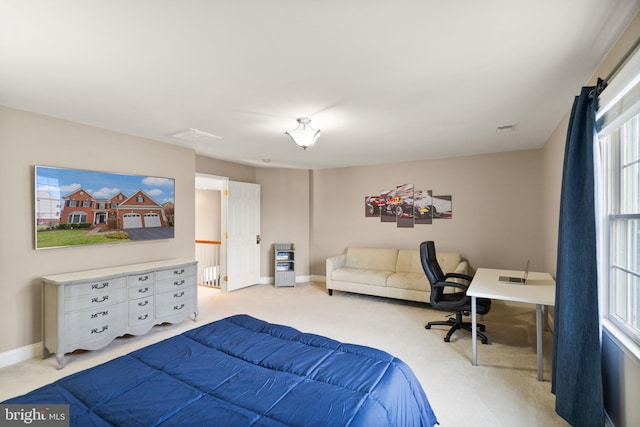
[42,259,198,369]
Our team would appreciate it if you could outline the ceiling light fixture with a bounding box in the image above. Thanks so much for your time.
[285,117,320,150]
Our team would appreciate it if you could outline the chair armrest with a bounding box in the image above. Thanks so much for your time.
[433,280,469,293]
[444,272,473,284]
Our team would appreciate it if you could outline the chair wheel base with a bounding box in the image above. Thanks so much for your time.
[425,317,489,344]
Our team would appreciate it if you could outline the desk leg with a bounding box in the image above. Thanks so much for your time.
[536,304,543,381]
[472,295,477,366]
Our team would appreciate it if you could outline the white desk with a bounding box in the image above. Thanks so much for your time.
[467,268,555,381]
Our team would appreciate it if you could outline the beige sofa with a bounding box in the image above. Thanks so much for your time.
[326,247,468,303]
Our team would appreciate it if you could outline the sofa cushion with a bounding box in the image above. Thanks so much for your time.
[395,250,424,274]
[395,249,462,275]
[331,268,393,287]
[386,272,429,291]
[345,247,398,271]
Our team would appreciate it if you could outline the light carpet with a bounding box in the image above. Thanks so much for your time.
[0,282,569,426]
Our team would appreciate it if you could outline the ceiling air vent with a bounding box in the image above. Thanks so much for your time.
[496,124,517,133]
[169,128,222,144]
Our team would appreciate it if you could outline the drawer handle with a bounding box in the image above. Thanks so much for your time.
[173,269,185,275]
[90,325,108,334]
[91,310,109,319]
[138,300,149,307]
[138,287,149,293]
[138,314,149,321]
[91,282,109,290]
[173,304,185,311]
[91,295,109,303]
[173,280,185,287]
[174,291,185,298]
[138,275,149,282]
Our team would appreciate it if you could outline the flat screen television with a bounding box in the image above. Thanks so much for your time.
[35,166,175,249]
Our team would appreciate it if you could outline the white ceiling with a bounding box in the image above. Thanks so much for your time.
[2,1,639,169]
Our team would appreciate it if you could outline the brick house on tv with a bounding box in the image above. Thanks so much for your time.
[61,188,169,229]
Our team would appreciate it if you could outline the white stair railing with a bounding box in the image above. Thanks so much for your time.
[195,240,221,287]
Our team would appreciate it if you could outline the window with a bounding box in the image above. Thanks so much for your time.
[82,200,92,207]
[597,49,640,347]
[68,213,87,224]
[137,196,144,202]
[68,200,78,207]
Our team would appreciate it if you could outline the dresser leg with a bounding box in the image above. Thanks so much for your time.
[56,354,65,370]
[193,311,199,321]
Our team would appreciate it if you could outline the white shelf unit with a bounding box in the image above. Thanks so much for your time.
[274,243,295,287]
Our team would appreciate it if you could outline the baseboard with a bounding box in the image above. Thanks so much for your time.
[310,274,326,283]
[262,275,319,284]
[0,342,42,369]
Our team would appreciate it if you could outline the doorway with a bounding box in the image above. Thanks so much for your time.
[194,173,261,292]
[195,173,226,289]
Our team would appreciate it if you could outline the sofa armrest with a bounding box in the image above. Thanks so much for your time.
[326,254,347,293]
[454,260,468,275]
[326,254,347,273]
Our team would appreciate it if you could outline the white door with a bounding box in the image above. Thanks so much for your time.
[123,213,142,229]
[225,181,260,291]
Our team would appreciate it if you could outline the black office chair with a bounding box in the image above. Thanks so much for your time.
[419,241,491,344]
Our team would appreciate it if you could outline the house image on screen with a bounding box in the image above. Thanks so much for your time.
[60,188,169,230]
[36,191,62,228]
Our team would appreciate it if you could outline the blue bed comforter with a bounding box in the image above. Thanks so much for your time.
[3,314,438,426]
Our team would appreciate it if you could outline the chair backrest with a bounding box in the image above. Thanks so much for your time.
[420,241,446,302]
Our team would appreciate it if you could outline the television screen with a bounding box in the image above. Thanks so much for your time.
[35,166,175,249]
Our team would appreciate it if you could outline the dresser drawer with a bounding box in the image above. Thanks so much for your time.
[127,271,154,286]
[129,306,154,326]
[155,264,196,282]
[65,287,128,312]
[155,276,196,293]
[65,302,128,329]
[129,296,154,313]
[128,283,154,299]
[64,276,127,298]
[64,315,127,347]
[155,287,196,318]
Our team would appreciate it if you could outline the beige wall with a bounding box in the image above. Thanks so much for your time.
[196,155,256,183]
[195,189,221,242]
[256,168,310,278]
[309,149,543,275]
[0,107,196,353]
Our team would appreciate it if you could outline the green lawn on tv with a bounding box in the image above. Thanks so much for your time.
[37,229,130,248]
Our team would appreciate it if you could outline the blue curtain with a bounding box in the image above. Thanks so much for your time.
[551,85,603,426]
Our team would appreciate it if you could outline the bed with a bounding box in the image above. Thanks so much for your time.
[3,314,438,426]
